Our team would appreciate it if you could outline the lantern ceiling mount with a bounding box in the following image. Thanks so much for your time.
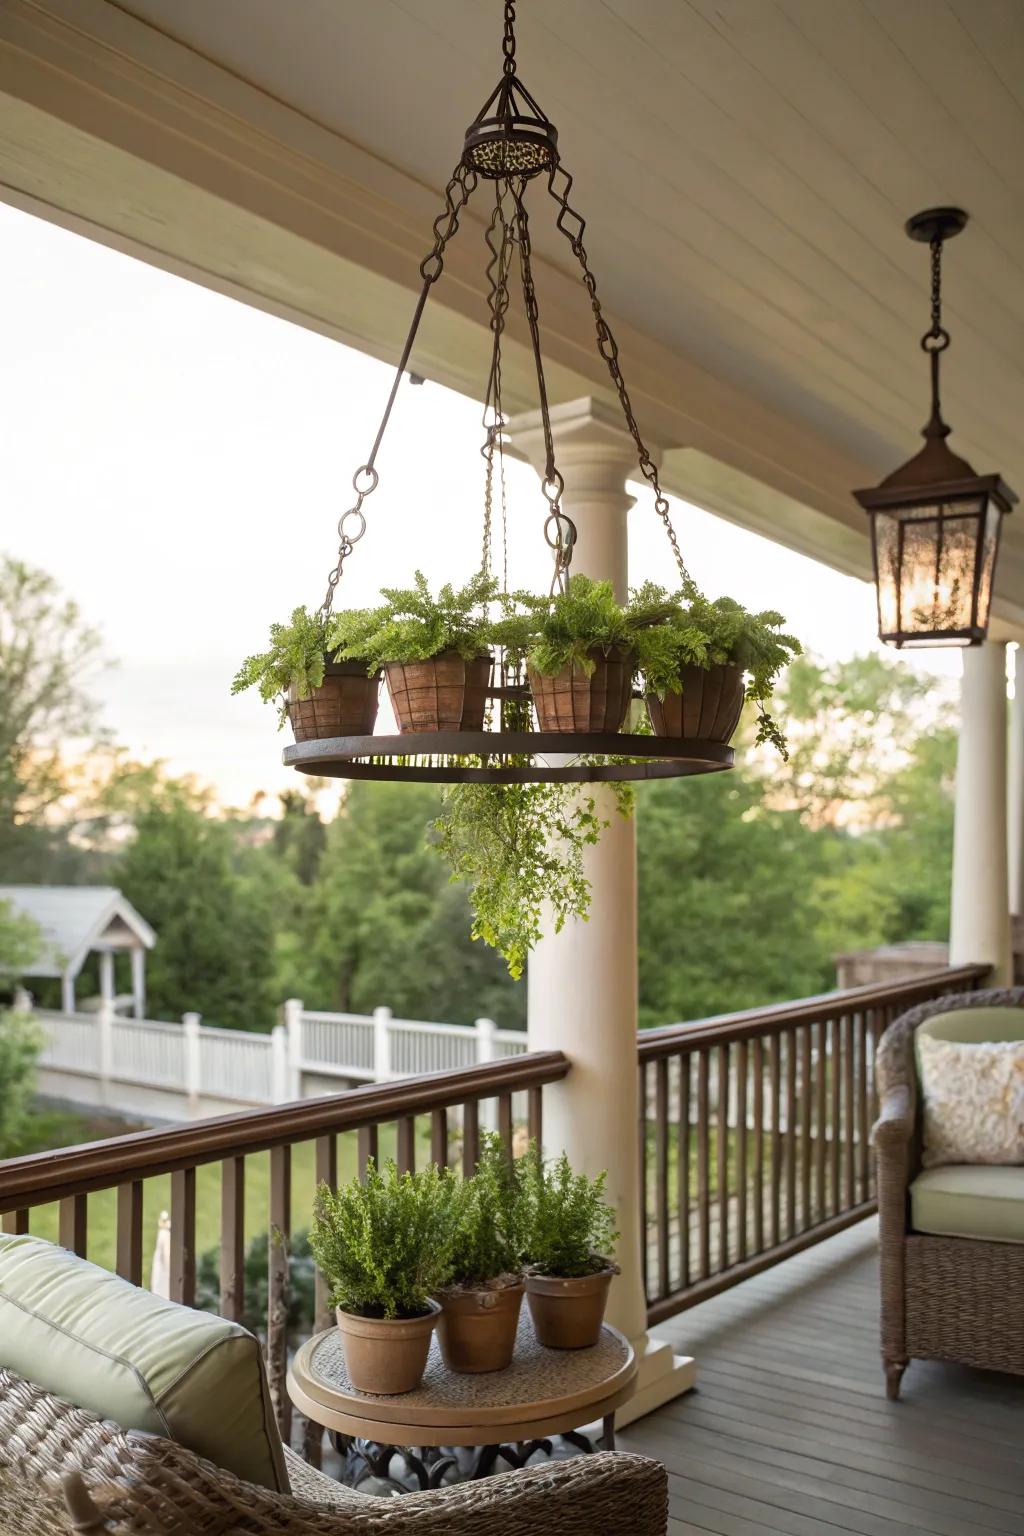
[854,206,1017,649]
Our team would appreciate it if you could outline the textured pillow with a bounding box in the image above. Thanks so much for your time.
[918,1034,1024,1168]
[0,1233,288,1492]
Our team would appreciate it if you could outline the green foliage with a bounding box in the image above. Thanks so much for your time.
[0,899,42,976]
[231,606,332,727]
[310,1159,456,1319]
[492,574,673,678]
[522,1146,619,1278]
[332,570,497,673]
[446,1133,528,1288]
[196,1228,315,1339]
[631,585,801,756]
[0,1010,41,1156]
[433,781,633,978]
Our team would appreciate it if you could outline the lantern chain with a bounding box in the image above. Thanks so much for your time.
[502,0,517,75]
[546,162,698,599]
[480,182,515,579]
[919,235,951,440]
[321,160,478,615]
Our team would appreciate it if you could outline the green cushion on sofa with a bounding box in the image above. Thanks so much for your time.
[916,1007,1024,1047]
[910,1165,1024,1245]
[0,1233,288,1492]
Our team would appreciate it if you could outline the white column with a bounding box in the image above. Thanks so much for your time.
[951,643,1012,984]
[130,947,147,1020]
[509,396,694,1424]
[1009,645,1024,922]
[61,970,76,1015]
[98,950,115,1010]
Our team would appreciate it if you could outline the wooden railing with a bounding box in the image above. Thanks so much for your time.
[0,1051,568,1460]
[638,965,989,1324]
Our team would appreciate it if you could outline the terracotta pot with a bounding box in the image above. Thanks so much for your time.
[525,1267,614,1350]
[335,1299,440,1395]
[385,652,491,733]
[288,659,381,743]
[435,1280,524,1374]
[528,648,635,733]
[646,661,745,744]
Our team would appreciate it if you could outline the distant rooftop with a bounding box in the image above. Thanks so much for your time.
[0,886,156,978]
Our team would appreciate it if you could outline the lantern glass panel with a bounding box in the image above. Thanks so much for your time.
[874,495,987,646]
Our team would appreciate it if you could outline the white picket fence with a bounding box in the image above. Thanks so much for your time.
[33,1001,527,1119]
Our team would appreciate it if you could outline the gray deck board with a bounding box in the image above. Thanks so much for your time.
[623,1220,1024,1536]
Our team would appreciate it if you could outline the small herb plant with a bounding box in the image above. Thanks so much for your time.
[332,570,499,674]
[309,1159,455,1319]
[522,1145,619,1278]
[231,605,338,727]
[630,584,801,756]
[445,1132,528,1290]
[432,779,633,978]
[492,574,673,678]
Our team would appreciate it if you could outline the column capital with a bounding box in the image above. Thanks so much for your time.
[507,395,659,483]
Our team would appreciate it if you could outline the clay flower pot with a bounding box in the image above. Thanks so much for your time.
[528,648,635,734]
[435,1279,525,1374]
[288,659,381,743]
[335,1300,440,1395]
[525,1267,614,1350]
[646,661,745,744]
[385,651,492,733]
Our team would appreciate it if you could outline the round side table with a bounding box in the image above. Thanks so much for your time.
[288,1312,636,1493]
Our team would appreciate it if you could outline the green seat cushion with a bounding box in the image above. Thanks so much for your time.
[910,1165,1024,1245]
[0,1234,288,1492]
[916,1007,1024,1048]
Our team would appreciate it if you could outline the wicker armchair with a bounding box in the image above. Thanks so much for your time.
[874,986,1024,1400]
[0,1368,667,1536]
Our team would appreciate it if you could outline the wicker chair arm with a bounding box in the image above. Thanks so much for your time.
[871,1083,913,1149]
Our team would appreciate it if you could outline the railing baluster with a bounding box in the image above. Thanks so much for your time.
[59,1194,88,1257]
[219,1157,246,1323]
[800,1024,812,1231]
[815,1019,827,1225]
[736,1039,748,1264]
[462,1099,480,1176]
[830,1015,842,1217]
[655,1056,669,1300]
[268,1144,292,1443]
[527,1084,543,1146]
[312,1139,336,1330]
[397,1115,416,1174]
[697,1049,710,1281]
[116,1181,143,1285]
[857,1011,870,1201]
[357,1123,378,1176]
[678,1051,691,1293]
[769,1032,781,1249]
[497,1091,513,1154]
[785,1028,797,1241]
[1,1211,28,1235]
[844,1012,856,1209]
[169,1167,196,1306]
[751,1036,764,1256]
[717,1043,730,1273]
[431,1107,449,1166]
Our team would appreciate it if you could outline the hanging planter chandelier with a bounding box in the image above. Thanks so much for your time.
[855,208,1016,649]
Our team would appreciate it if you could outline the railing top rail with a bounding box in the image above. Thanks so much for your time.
[387,1018,479,1038]
[298,1010,375,1026]
[197,1024,274,1044]
[637,965,991,1060]
[0,1051,569,1210]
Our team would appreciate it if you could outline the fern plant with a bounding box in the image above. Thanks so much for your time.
[432,779,633,979]
[309,1159,456,1319]
[492,574,673,678]
[332,570,499,674]
[444,1133,529,1289]
[521,1145,619,1278]
[231,605,338,727]
[631,584,801,756]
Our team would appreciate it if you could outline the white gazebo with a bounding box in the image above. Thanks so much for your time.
[0,886,156,1018]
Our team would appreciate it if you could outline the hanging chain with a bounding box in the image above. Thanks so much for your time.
[481,182,515,578]
[919,235,951,436]
[546,162,697,598]
[320,161,478,614]
[502,0,517,74]
[512,182,576,592]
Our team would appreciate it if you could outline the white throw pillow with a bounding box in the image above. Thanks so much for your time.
[918,1034,1024,1168]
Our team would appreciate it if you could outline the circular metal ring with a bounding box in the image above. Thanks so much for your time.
[541,472,564,503]
[921,329,951,352]
[544,512,577,551]
[420,253,443,282]
[655,495,671,514]
[338,508,367,543]
[352,465,379,495]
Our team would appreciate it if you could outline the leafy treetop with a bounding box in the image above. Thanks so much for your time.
[522,1144,619,1278]
[309,1158,455,1319]
[333,571,499,674]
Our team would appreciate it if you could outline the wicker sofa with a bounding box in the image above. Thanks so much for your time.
[874,986,1024,1399]
[0,1367,668,1536]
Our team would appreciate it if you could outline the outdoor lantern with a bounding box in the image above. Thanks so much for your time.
[855,208,1016,648]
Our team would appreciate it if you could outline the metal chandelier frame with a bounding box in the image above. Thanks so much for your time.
[285,1,733,787]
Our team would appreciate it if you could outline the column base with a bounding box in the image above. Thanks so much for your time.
[615,1332,696,1427]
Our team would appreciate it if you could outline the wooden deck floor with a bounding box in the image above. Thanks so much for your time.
[621,1219,1024,1536]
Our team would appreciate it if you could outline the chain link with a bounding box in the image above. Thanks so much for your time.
[502,0,517,74]
[480,182,515,577]
[920,236,950,354]
[320,162,477,614]
[546,162,697,597]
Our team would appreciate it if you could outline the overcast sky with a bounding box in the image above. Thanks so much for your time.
[0,202,960,809]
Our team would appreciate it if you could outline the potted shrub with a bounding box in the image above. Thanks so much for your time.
[632,585,800,755]
[309,1158,454,1395]
[522,1146,619,1349]
[332,571,497,733]
[434,1133,528,1373]
[231,605,380,742]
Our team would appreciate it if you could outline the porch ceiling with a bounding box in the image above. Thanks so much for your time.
[2,0,1023,631]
